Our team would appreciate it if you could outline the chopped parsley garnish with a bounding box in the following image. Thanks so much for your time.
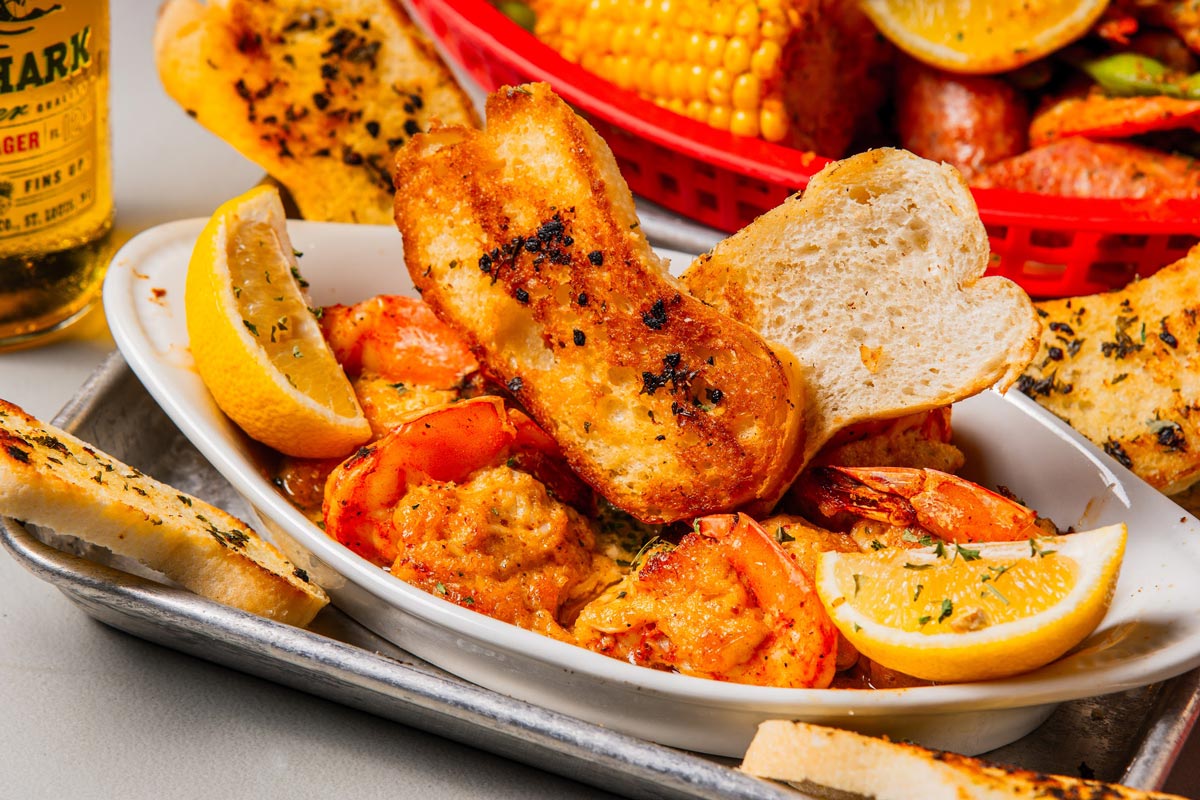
[937,598,953,623]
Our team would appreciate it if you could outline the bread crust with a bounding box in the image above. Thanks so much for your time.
[741,720,1186,800]
[0,400,328,626]
[685,148,1041,464]
[155,0,478,223]
[1018,243,1200,494]
[393,83,806,524]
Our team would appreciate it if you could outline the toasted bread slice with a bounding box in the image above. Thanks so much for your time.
[683,148,1041,464]
[741,721,1185,800]
[392,83,806,524]
[1017,244,1200,494]
[155,0,478,223]
[0,400,328,626]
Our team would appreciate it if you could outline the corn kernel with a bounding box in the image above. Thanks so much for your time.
[649,60,671,97]
[707,104,732,130]
[730,108,759,137]
[666,96,687,114]
[686,64,707,101]
[589,19,615,51]
[706,67,734,105]
[762,18,788,42]
[750,40,783,80]
[760,100,788,142]
[702,35,725,68]
[731,72,761,111]
[723,36,752,73]
[709,6,735,35]
[686,98,710,122]
[668,63,690,99]
[611,23,631,55]
[612,54,636,89]
[685,30,706,63]
[734,5,761,37]
[645,26,665,59]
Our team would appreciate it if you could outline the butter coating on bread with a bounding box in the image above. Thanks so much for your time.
[155,0,478,224]
[0,400,328,626]
[1018,244,1200,494]
[741,721,1186,800]
[392,83,806,524]
[684,148,1041,464]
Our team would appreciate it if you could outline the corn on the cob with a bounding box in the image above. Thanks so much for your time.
[532,0,813,144]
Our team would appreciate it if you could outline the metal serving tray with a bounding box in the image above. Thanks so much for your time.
[3,353,1199,799]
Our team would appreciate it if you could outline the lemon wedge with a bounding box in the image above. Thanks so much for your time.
[185,185,370,459]
[860,0,1111,75]
[815,524,1126,683]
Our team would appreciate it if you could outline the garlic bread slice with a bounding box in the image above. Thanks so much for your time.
[0,400,328,626]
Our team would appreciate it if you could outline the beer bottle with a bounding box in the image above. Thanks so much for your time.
[0,1,111,349]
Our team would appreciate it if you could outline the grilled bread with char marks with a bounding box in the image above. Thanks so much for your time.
[683,148,1041,465]
[155,0,478,224]
[741,721,1187,800]
[0,400,328,626]
[392,83,806,525]
[1017,243,1200,495]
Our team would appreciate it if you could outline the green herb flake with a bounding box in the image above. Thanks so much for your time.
[984,584,1010,605]
[242,319,259,336]
[435,582,447,595]
[852,573,863,597]
[904,562,933,571]
[955,544,981,562]
[775,526,795,544]
[913,584,924,602]
[937,598,953,623]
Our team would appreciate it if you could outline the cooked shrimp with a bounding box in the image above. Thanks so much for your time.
[321,295,483,437]
[573,513,837,688]
[974,136,1200,199]
[1029,88,1200,147]
[323,395,609,639]
[796,466,1054,544]
[321,294,478,388]
[274,295,484,519]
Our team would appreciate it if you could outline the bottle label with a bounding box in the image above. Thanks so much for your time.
[0,4,107,245]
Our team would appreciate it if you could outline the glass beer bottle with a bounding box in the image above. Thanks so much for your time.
[0,0,111,349]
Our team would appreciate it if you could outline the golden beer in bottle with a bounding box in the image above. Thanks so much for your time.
[0,0,111,349]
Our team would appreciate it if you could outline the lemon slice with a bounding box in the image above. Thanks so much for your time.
[815,524,1127,683]
[185,185,370,459]
[861,0,1111,75]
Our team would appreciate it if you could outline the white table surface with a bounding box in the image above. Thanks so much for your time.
[0,4,1197,799]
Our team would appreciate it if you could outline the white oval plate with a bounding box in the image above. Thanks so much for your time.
[104,218,1200,758]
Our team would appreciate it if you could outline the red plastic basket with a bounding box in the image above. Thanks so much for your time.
[408,0,1200,298]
